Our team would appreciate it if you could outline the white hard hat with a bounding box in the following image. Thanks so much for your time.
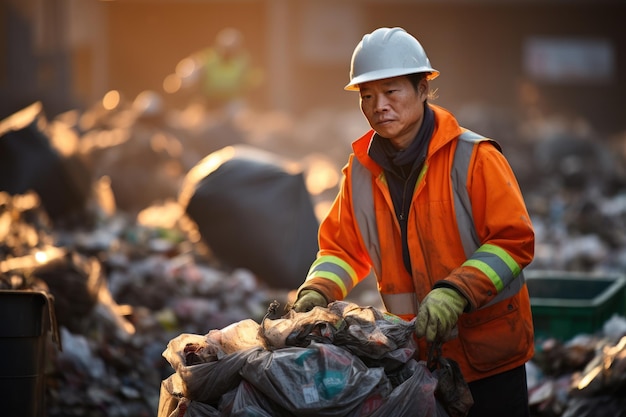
[345,27,439,91]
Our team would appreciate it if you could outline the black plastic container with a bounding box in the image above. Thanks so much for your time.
[0,290,50,417]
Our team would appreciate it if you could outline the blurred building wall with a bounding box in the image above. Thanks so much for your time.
[362,2,626,137]
[1,0,625,136]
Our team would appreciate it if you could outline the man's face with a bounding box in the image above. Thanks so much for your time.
[359,76,427,150]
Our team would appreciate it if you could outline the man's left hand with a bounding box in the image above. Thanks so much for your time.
[415,287,468,342]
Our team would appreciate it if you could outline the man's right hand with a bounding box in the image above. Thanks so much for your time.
[291,290,328,312]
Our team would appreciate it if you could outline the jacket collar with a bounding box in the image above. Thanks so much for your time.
[353,104,463,173]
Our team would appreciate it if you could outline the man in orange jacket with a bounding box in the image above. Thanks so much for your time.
[292,27,535,417]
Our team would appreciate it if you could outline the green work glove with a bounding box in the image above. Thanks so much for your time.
[415,287,468,342]
[292,290,328,313]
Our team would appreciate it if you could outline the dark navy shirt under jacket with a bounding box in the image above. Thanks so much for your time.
[367,103,435,275]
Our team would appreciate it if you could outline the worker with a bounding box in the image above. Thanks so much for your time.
[194,27,263,117]
[291,27,535,417]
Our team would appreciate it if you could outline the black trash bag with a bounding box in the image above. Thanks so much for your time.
[162,331,264,404]
[428,347,474,417]
[329,301,417,370]
[368,359,449,417]
[230,380,291,417]
[239,342,389,417]
[180,145,319,289]
[180,349,261,404]
[260,300,417,371]
[259,301,416,373]
[179,400,221,417]
[0,102,91,225]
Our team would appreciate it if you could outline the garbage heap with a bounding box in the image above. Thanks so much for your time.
[2,95,626,417]
[158,301,473,417]
[0,189,286,417]
[527,315,626,417]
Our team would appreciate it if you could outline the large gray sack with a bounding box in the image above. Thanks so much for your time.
[180,145,319,289]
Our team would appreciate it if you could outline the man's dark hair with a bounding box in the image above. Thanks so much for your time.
[407,73,427,90]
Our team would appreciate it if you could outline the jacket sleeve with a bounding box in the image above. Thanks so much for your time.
[296,157,374,302]
[440,141,535,310]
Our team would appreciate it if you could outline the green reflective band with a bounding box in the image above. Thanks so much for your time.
[307,256,327,274]
[308,256,358,285]
[309,270,349,298]
[306,256,358,298]
[477,244,521,276]
[463,259,504,292]
[332,256,358,285]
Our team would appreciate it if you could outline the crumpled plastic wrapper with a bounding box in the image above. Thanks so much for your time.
[259,301,417,371]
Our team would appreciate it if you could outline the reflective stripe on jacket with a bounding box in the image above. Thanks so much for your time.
[299,104,535,382]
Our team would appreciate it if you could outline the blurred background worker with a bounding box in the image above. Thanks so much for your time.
[291,27,535,417]
[180,27,264,120]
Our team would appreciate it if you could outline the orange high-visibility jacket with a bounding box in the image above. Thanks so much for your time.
[298,104,535,382]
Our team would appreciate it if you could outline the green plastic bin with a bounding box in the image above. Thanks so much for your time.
[0,290,51,417]
[525,270,626,342]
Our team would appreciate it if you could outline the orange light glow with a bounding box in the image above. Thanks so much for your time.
[175,57,197,78]
[102,90,121,110]
[163,73,182,94]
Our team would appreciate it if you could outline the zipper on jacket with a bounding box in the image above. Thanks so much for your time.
[399,178,409,222]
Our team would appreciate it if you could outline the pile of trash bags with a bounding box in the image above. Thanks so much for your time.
[158,301,473,417]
